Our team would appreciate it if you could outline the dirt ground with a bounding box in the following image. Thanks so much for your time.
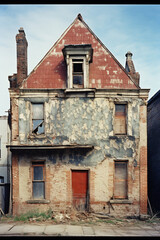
[1,209,160,228]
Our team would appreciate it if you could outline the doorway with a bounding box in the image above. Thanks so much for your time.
[72,170,89,211]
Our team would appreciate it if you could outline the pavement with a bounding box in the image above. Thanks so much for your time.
[0,222,160,236]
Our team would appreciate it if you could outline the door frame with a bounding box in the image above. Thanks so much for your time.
[71,169,90,211]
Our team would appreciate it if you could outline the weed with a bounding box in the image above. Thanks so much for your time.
[13,209,54,222]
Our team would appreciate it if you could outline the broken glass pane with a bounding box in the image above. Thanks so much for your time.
[32,120,44,134]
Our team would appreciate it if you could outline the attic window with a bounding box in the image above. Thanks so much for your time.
[73,59,84,88]
[32,103,44,135]
[62,44,93,89]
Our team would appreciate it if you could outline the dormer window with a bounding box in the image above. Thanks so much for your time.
[73,59,83,88]
[62,44,93,89]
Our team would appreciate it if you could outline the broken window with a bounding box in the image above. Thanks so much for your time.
[114,161,128,199]
[32,161,45,199]
[114,104,127,135]
[72,59,84,87]
[32,103,44,134]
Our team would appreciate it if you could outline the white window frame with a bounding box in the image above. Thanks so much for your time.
[67,56,89,89]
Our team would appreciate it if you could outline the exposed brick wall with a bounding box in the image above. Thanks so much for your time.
[139,105,148,215]
[12,152,19,215]
[16,28,28,86]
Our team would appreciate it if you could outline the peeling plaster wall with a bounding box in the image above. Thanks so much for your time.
[11,95,144,216]
[18,97,141,166]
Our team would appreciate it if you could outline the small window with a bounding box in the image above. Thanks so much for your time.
[114,161,128,199]
[0,176,4,183]
[72,60,84,88]
[114,104,127,135]
[32,161,45,199]
[32,103,44,134]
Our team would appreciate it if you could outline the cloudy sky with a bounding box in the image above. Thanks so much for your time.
[0,4,159,115]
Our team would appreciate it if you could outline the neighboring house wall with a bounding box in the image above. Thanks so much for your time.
[8,14,149,217]
[0,116,11,214]
[147,90,160,214]
[0,116,10,183]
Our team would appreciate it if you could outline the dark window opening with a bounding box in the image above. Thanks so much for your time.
[0,176,4,183]
[32,162,45,199]
[114,161,128,199]
[32,103,44,134]
[73,61,83,87]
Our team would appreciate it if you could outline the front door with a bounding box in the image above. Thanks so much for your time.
[72,170,89,211]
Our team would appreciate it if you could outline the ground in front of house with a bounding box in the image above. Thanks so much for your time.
[0,210,160,236]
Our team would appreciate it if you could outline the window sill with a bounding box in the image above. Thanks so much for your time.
[26,199,50,204]
[109,199,133,204]
[28,134,46,139]
[65,88,96,93]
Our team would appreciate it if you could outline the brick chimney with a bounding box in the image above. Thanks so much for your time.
[16,27,28,86]
[125,51,140,86]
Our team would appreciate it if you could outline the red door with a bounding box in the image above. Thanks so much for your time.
[72,170,89,211]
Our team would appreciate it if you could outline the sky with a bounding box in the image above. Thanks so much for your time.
[0,4,160,115]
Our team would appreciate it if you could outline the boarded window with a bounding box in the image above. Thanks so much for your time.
[115,104,127,135]
[72,59,84,87]
[114,161,128,199]
[32,161,45,199]
[32,103,44,134]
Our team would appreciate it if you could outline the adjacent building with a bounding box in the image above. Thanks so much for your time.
[147,90,160,215]
[0,116,11,214]
[8,14,149,217]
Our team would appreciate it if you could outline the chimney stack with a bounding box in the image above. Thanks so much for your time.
[16,27,28,86]
[125,51,140,86]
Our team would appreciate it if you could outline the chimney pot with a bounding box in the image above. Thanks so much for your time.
[125,51,133,59]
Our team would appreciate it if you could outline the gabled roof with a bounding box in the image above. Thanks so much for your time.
[21,14,139,89]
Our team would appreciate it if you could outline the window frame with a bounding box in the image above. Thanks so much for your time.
[114,103,128,135]
[113,160,128,200]
[72,59,84,88]
[32,161,45,200]
[69,56,87,89]
[31,103,45,135]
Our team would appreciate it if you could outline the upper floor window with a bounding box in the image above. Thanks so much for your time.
[32,103,44,135]
[114,103,127,135]
[72,59,84,88]
[62,44,93,89]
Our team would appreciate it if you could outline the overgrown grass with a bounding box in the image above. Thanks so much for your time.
[13,208,53,222]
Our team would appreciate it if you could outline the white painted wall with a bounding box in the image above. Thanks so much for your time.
[0,116,10,183]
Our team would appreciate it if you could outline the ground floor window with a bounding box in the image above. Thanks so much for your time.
[32,161,45,199]
[114,161,128,199]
